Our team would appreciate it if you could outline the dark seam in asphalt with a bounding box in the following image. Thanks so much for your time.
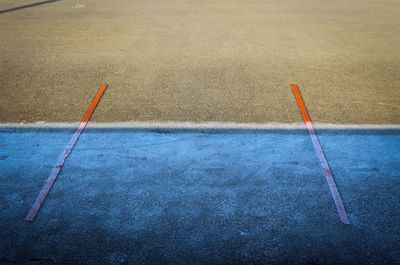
[0,0,62,15]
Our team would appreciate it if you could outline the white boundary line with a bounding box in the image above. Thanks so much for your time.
[1,121,400,130]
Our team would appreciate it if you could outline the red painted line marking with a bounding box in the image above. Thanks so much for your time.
[25,83,108,222]
[291,83,350,225]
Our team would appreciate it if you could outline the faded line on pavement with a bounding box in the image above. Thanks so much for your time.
[25,83,108,222]
[291,83,350,225]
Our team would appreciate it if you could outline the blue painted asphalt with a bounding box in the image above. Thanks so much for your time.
[0,128,399,264]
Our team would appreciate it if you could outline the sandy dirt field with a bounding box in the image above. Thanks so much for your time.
[1,0,399,124]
